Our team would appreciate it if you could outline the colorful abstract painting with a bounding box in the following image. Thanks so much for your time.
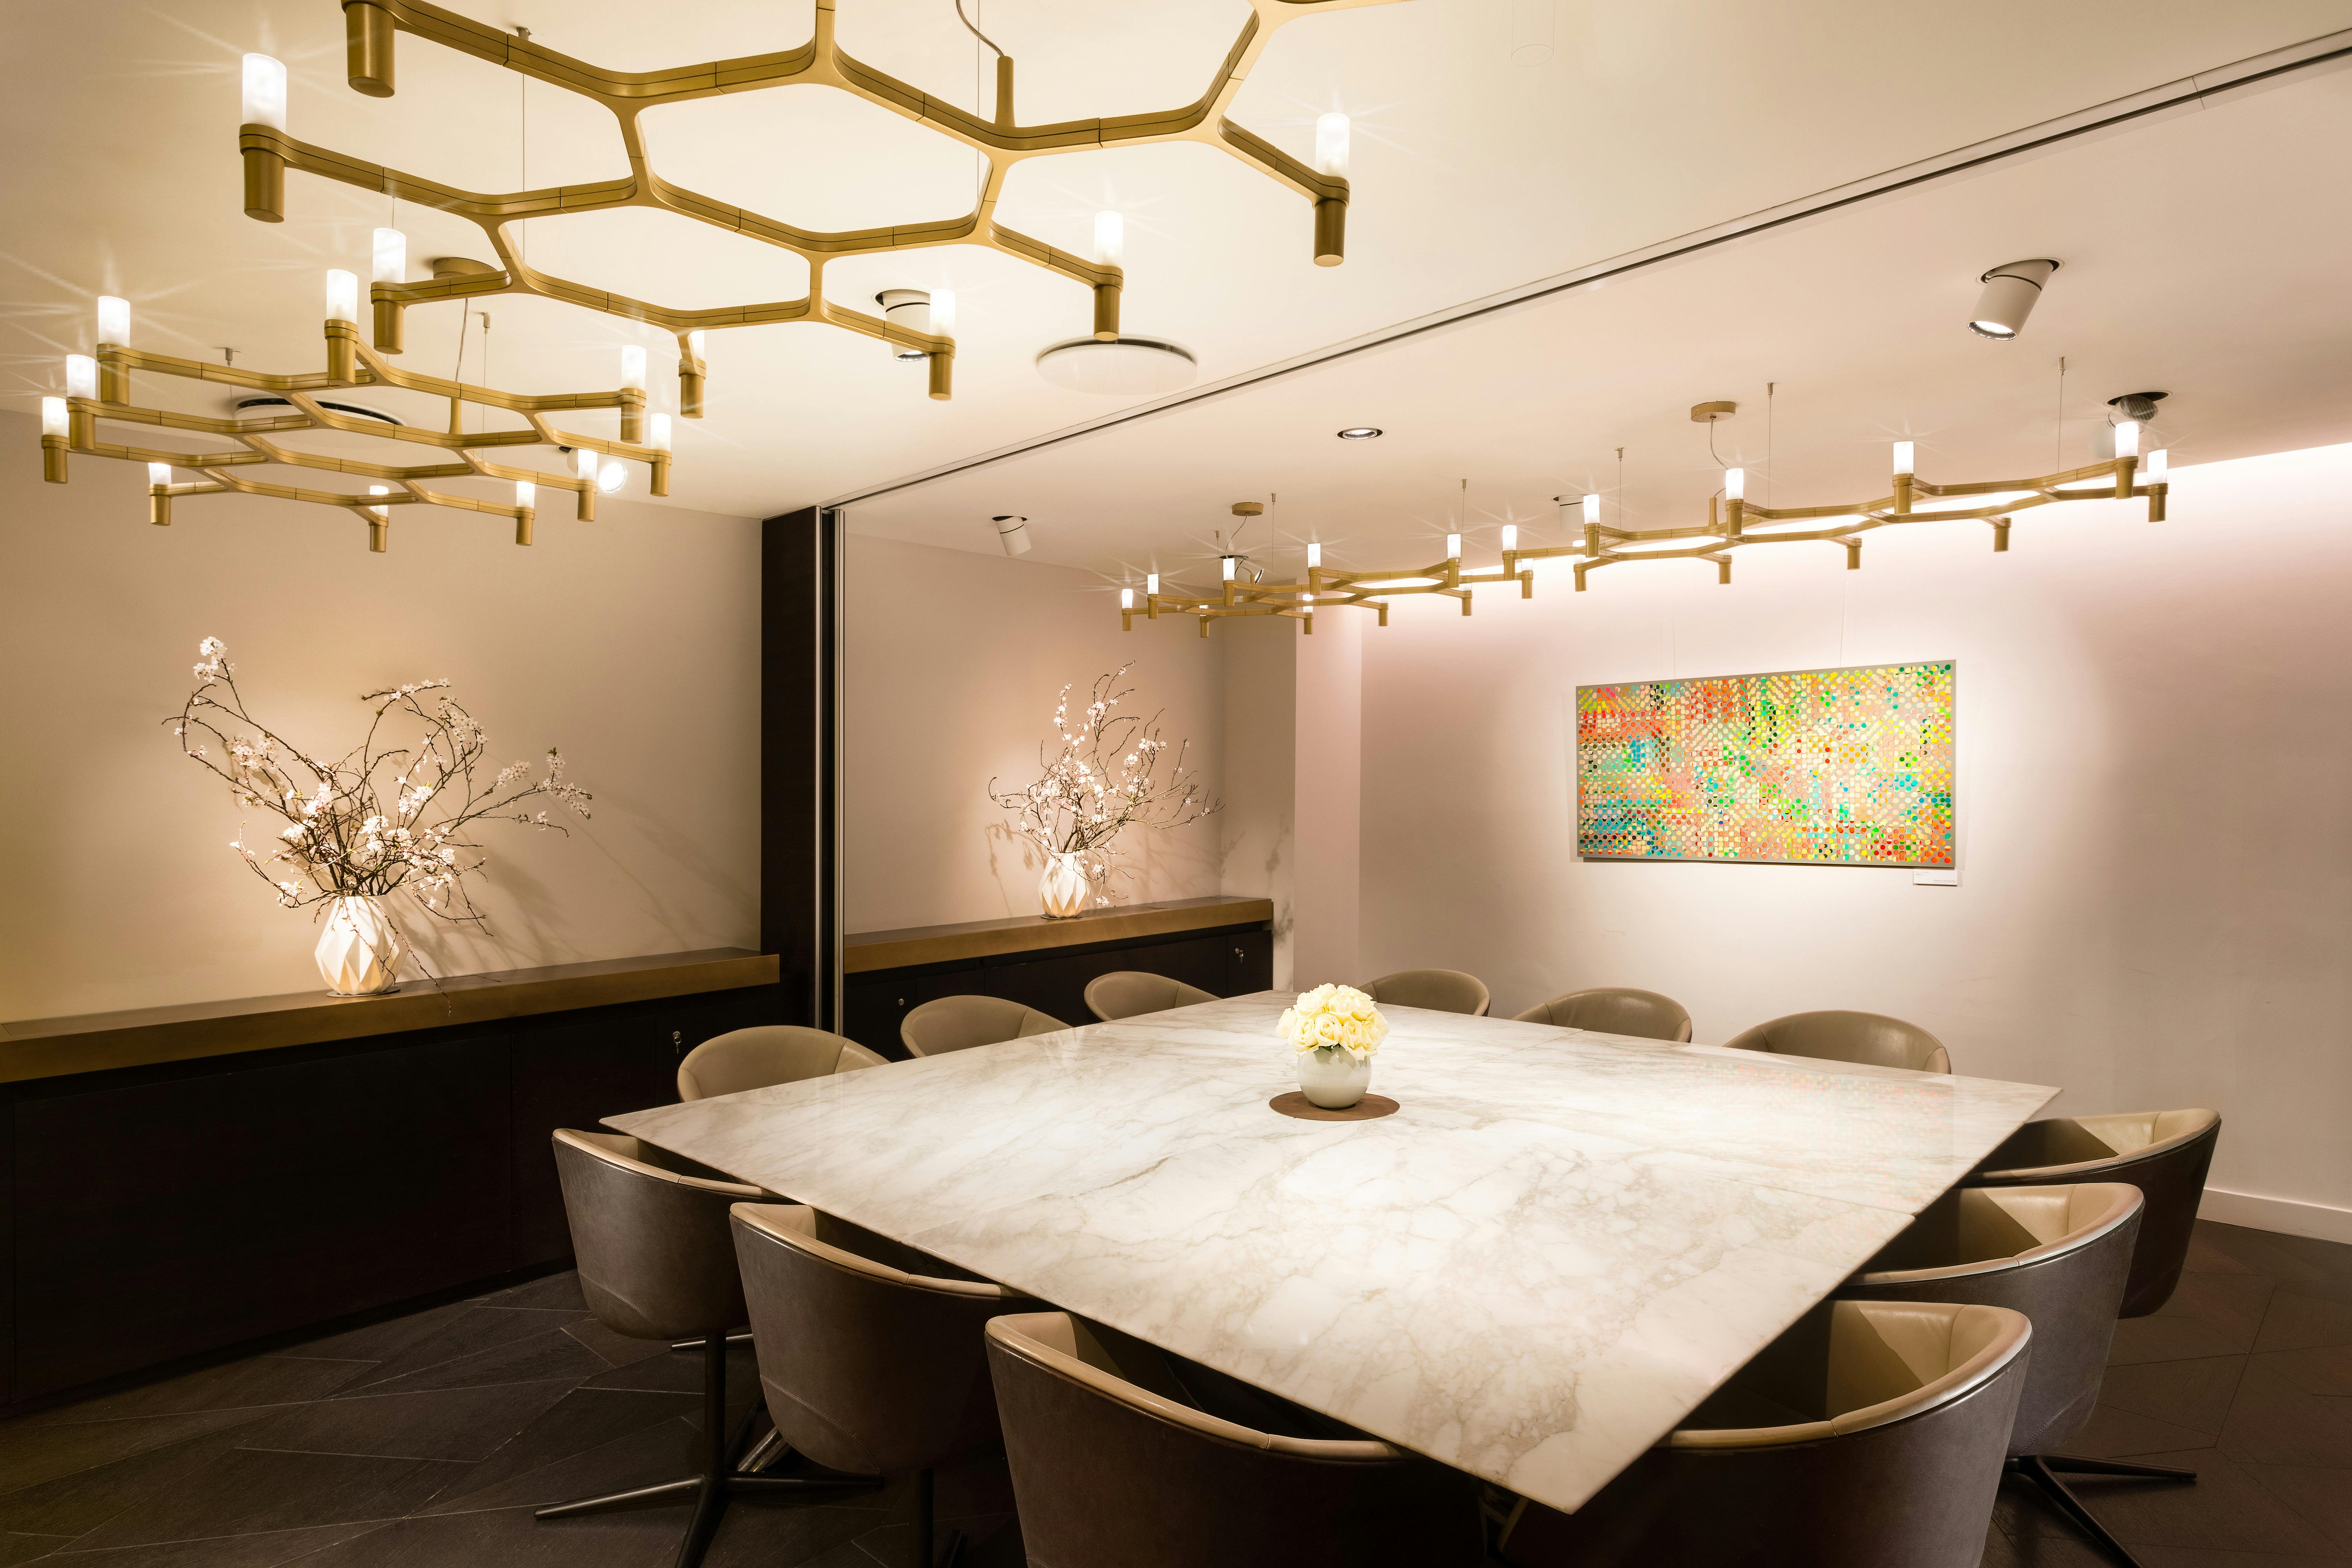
[1577,662,1954,867]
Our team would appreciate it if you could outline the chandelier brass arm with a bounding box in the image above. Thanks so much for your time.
[1121,442,2171,635]
[245,0,1395,414]
[41,316,670,553]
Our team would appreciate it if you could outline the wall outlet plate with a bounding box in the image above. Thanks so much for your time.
[1913,868,1960,886]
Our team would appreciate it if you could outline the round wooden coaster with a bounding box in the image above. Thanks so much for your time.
[1269,1091,1399,1122]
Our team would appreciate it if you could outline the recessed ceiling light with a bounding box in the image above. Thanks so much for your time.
[1336,426,1382,440]
[1969,258,2059,340]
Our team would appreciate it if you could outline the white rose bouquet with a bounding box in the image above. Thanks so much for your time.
[1276,983,1389,1060]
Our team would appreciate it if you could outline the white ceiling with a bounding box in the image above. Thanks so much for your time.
[7,0,2351,564]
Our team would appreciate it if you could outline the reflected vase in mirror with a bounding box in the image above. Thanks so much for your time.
[1039,852,1092,920]
[315,895,403,996]
[1295,1046,1372,1110]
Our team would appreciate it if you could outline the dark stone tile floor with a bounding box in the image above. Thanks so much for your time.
[0,1218,2340,1566]
[0,1271,1019,1568]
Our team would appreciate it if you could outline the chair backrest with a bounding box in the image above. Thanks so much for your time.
[899,994,1070,1057]
[1085,971,1218,1023]
[1496,1299,2031,1568]
[987,1311,1480,1568]
[1843,1183,2141,1456]
[1511,987,1692,1042]
[1721,1010,1951,1073]
[1361,969,1491,1016]
[1973,1110,2218,1317]
[551,1129,763,1342]
[731,1203,1040,1475]
[677,1025,888,1100]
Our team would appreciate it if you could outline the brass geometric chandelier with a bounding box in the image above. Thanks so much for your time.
[39,290,667,552]
[1122,422,2173,635]
[241,0,1399,413]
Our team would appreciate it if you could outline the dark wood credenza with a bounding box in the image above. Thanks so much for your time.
[842,895,1275,1057]
[0,950,781,1407]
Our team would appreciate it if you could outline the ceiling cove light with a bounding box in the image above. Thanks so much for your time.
[1969,259,2059,340]
[44,295,670,551]
[1336,427,1382,440]
[253,4,1386,410]
[1035,336,1196,396]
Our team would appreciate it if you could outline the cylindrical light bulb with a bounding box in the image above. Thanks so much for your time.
[619,345,646,390]
[575,447,598,480]
[1892,440,1915,476]
[149,462,173,485]
[1146,572,1160,595]
[1094,211,1124,267]
[2146,448,2169,481]
[1582,493,1601,524]
[931,289,956,336]
[514,480,535,507]
[1120,588,1134,610]
[368,483,390,514]
[241,53,287,130]
[1444,532,1462,559]
[598,460,625,495]
[372,227,406,285]
[687,329,707,360]
[65,355,97,399]
[1306,541,1322,569]
[1315,112,1350,179]
[1500,524,1519,553]
[323,269,358,323]
[2113,420,2140,459]
[40,397,66,438]
[649,412,671,450]
[1723,467,1745,501]
[1221,555,1236,582]
[97,296,130,346]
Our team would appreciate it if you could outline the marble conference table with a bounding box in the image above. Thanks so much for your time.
[609,994,2057,1515]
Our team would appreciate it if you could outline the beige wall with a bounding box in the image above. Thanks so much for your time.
[0,410,762,1020]
[842,533,1225,934]
[1351,443,2352,1238]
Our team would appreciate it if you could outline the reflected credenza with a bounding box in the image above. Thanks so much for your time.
[0,950,780,1407]
[842,895,1274,1058]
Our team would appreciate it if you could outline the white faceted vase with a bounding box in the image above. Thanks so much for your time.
[315,895,403,996]
[1039,852,1091,919]
[1295,1046,1372,1109]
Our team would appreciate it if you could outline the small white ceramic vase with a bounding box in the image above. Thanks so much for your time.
[1295,1046,1372,1110]
[1039,852,1091,919]
[315,895,403,996]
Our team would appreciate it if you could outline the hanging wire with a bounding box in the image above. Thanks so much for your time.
[2055,355,2067,471]
[1615,446,1624,527]
[515,26,530,264]
[1766,380,1775,505]
[954,0,1003,56]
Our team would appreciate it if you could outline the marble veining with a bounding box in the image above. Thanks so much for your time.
[610,994,2055,1514]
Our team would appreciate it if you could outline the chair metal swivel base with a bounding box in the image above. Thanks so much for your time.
[2010,1452,2197,1568]
[536,1332,882,1568]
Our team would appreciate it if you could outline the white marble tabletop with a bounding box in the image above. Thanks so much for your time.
[609,994,2056,1514]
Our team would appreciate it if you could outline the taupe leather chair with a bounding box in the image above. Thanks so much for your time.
[678,1025,887,1100]
[899,994,1069,1057]
[1842,1183,2180,1568]
[1085,970,1217,1023]
[1722,1009,1951,1073]
[1511,987,1692,1042]
[988,1311,1480,1567]
[1494,1299,2032,1568]
[1361,969,1491,1016]
[732,1203,1043,1566]
[1972,1108,2220,1316]
[540,1133,872,1567]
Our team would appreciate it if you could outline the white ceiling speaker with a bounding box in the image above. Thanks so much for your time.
[875,289,932,361]
[1969,259,2060,339]
[993,514,1032,556]
[1035,336,1197,396]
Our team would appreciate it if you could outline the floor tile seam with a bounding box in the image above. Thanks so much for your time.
[47,1520,390,1556]
[26,1397,327,1429]
[2235,1460,2352,1559]
[335,1332,595,1391]
[229,1443,471,1467]
[306,1375,588,1407]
